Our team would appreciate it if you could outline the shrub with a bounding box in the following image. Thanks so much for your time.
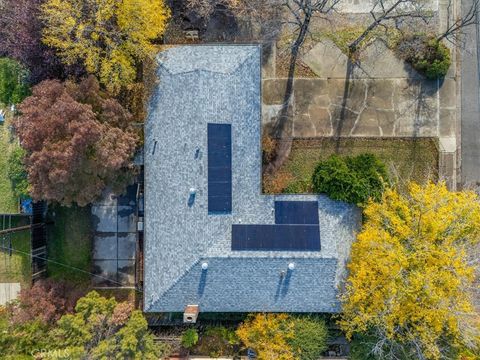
[0,58,30,105]
[311,154,388,205]
[346,153,388,202]
[396,35,451,79]
[7,146,29,198]
[182,328,199,349]
[290,316,329,360]
[195,326,240,357]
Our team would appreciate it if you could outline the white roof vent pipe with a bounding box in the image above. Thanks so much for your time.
[288,262,295,271]
[189,188,196,195]
[201,262,208,270]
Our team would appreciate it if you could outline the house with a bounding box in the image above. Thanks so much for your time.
[143,45,361,316]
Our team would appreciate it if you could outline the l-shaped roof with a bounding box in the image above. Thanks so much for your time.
[144,45,360,313]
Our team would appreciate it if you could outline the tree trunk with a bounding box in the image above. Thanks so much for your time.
[265,12,311,174]
[348,20,380,53]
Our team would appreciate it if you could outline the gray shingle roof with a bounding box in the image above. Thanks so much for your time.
[144,45,361,313]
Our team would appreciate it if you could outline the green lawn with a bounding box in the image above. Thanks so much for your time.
[0,118,19,213]
[0,215,31,285]
[264,138,439,194]
[47,205,92,284]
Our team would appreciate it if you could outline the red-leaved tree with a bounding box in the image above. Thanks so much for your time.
[15,76,138,206]
[0,0,68,83]
[6,279,83,326]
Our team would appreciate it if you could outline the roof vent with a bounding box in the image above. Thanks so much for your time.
[288,262,295,271]
[201,262,208,270]
[183,304,199,323]
[189,188,197,195]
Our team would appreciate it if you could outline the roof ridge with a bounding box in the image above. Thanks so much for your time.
[146,258,201,311]
[157,46,259,75]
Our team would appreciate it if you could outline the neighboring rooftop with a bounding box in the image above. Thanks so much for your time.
[144,45,361,313]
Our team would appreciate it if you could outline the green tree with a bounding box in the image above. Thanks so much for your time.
[312,153,388,205]
[52,291,169,358]
[92,311,170,359]
[41,0,170,94]
[0,317,51,357]
[7,146,29,198]
[0,58,30,105]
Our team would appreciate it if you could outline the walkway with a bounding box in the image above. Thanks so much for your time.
[461,0,480,186]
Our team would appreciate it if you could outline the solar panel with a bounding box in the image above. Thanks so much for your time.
[208,123,232,213]
[275,201,319,224]
[231,224,320,251]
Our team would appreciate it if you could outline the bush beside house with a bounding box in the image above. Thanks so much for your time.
[312,153,388,205]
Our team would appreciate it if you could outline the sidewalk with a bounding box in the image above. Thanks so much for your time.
[460,0,480,187]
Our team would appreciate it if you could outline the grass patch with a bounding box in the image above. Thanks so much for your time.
[314,26,402,56]
[0,117,19,213]
[0,215,31,285]
[263,138,438,195]
[47,205,92,284]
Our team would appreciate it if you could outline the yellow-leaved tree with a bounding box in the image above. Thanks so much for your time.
[339,182,480,360]
[236,313,295,360]
[237,313,329,360]
[41,0,170,94]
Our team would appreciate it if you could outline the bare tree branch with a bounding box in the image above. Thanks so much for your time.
[349,0,433,53]
[437,0,480,43]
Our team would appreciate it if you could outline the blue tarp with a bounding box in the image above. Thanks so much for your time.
[21,198,32,215]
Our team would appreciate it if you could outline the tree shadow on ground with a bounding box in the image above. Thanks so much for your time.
[334,58,355,153]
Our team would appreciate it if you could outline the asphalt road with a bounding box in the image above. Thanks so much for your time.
[461,0,480,186]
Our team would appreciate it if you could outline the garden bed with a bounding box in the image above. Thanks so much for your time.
[263,137,439,195]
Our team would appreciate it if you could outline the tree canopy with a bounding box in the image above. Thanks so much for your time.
[15,76,138,206]
[1,289,169,359]
[41,0,170,94]
[236,313,328,360]
[339,182,480,359]
[6,279,81,327]
[0,0,65,83]
[52,291,168,359]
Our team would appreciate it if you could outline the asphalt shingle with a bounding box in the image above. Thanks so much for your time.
[144,45,361,313]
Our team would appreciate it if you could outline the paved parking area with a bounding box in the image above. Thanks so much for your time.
[262,39,456,139]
